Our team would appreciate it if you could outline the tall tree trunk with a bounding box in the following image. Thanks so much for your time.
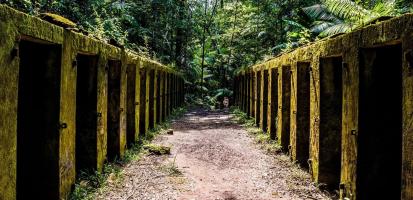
[175,0,186,69]
[224,0,240,88]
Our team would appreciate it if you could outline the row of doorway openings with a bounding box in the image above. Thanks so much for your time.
[16,39,161,199]
[254,44,402,199]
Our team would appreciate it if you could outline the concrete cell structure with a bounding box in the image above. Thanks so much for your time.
[280,65,291,152]
[0,5,184,200]
[126,57,141,148]
[235,13,413,200]
[291,62,311,167]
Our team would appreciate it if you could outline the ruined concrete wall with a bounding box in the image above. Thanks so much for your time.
[235,13,413,200]
[0,4,184,200]
[0,4,64,200]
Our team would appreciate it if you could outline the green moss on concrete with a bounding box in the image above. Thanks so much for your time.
[40,13,76,28]
[235,12,413,200]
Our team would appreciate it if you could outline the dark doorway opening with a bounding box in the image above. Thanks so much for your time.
[156,71,161,123]
[270,69,278,140]
[296,62,311,168]
[167,74,172,116]
[256,71,261,127]
[162,72,167,121]
[17,40,61,200]
[281,65,291,151]
[251,74,256,118]
[107,60,121,161]
[75,54,98,177]
[126,64,137,147]
[319,57,342,190]
[357,44,402,200]
[262,70,269,132]
[139,69,147,137]
[241,77,244,111]
[149,70,155,129]
[246,75,251,117]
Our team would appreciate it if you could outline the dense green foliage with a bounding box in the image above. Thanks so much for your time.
[1,0,412,106]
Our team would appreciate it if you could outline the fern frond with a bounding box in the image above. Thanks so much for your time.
[319,23,352,37]
[310,21,337,33]
[322,0,370,20]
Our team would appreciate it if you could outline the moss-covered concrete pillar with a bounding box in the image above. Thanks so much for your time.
[144,63,151,133]
[135,60,141,140]
[148,68,155,129]
[276,67,283,147]
[289,63,298,161]
[402,29,413,200]
[119,54,128,158]
[0,20,22,200]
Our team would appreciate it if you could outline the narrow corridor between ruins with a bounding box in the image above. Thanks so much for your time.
[97,109,335,200]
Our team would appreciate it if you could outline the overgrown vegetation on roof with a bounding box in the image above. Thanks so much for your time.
[1,0,411,105]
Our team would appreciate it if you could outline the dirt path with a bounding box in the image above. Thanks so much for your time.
[97,109,334,200]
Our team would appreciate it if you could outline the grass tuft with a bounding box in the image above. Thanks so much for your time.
[160,156,183,176]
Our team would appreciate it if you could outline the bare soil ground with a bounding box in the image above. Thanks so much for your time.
[96,108,335,200]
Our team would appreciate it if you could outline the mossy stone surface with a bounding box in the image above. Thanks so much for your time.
[40,13,76,28]
[144,144,171,155]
